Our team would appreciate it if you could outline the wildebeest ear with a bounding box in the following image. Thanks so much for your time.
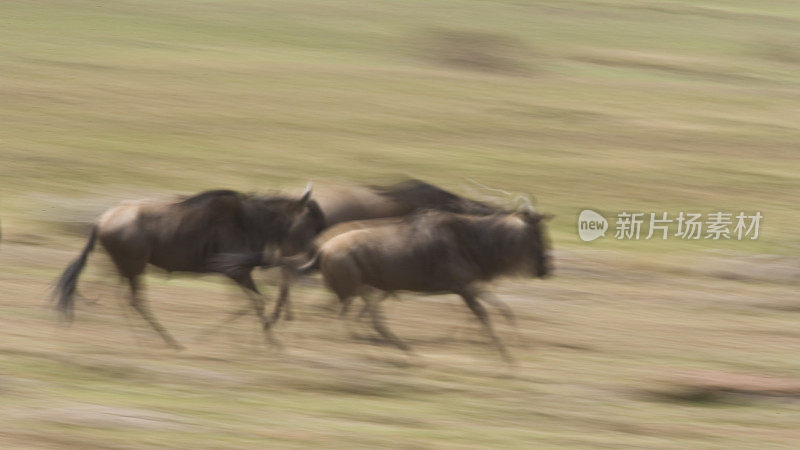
[298,181,313,205]
[541,213,555,221]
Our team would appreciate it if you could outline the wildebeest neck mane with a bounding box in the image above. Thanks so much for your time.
[178,189,242,206]
[372,179,499,215]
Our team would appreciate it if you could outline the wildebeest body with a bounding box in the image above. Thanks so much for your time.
[100,191,312,274]
[318,212,547,298]
[54,186,323,349]
[294,210,551,361]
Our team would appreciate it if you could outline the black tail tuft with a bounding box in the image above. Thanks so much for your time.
[54,226,97,321]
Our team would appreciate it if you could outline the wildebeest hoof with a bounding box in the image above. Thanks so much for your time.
[265,338,284,352]
[501,354,517,366]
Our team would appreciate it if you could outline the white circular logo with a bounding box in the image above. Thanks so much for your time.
[578,210,608,242]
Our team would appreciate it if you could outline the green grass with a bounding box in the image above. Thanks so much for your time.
[1,0,800,447]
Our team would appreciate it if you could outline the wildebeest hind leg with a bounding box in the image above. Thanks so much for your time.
[355,290,390,322]
[460,291,513,363]
[126,276,184,350]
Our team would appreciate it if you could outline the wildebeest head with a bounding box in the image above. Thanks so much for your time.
[281,183,326,256]
[517,210,553,278]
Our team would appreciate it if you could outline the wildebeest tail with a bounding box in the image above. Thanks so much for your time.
[294,253,319,275]
[54,225,97,320]
[210,249,319,276]
[277,252,319,275]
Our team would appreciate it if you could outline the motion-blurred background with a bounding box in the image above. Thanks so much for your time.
[1,1,799,448]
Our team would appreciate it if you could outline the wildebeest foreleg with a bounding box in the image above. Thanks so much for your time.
[230,273,280,347]
[478,291,527,349]
[460,290,512,362]
[364,293,412,354]
[126,276,184,350]
[268,267,294,324]
[477,291,516,326]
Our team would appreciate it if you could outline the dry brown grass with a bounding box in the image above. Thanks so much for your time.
[2,239,800,448]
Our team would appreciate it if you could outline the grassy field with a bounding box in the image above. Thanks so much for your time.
[2,0,800,448]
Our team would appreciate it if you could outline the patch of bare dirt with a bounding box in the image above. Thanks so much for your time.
[649,369,800,403]
[417,28,535,75]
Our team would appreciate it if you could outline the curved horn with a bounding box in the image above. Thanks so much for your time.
[464,178,514,208]
[466,178,513,198]
[299,181,313,203]
[466,178,536,212]
[512,194,536,213]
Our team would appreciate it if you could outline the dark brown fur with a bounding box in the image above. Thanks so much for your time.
[53,186,324,349]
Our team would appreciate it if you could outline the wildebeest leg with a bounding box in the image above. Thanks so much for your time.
[228,273,280,347]
[355,301,370,322]
[194,305,251,342]
[339,299,354,317]
[364,293,412,354]
[343,291,387,338]
[269,267,294,324]
[282,268,294,321]
[126,276,184,350]
[460,290,512,362]
[477,291,516,326]
[195,279,265,339]
[355,290,390,322]
[477,291,526,349]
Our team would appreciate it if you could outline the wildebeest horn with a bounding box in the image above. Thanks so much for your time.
[299,181,313,203]
[512,194,536,213]
[466,178,513,198]
[466,178,535,212]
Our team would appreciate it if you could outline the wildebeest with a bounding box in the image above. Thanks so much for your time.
[313,179,499,226]
[258,208,552,361]
[224,179,504,326]
[53,184,324,349]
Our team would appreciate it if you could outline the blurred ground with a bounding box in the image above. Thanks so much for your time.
[2,0,800,448]
[2,243,800,448]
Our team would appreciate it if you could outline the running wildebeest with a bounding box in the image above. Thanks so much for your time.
[223,179,504,326]
[248,207,552,361]
[53,183,324,349]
